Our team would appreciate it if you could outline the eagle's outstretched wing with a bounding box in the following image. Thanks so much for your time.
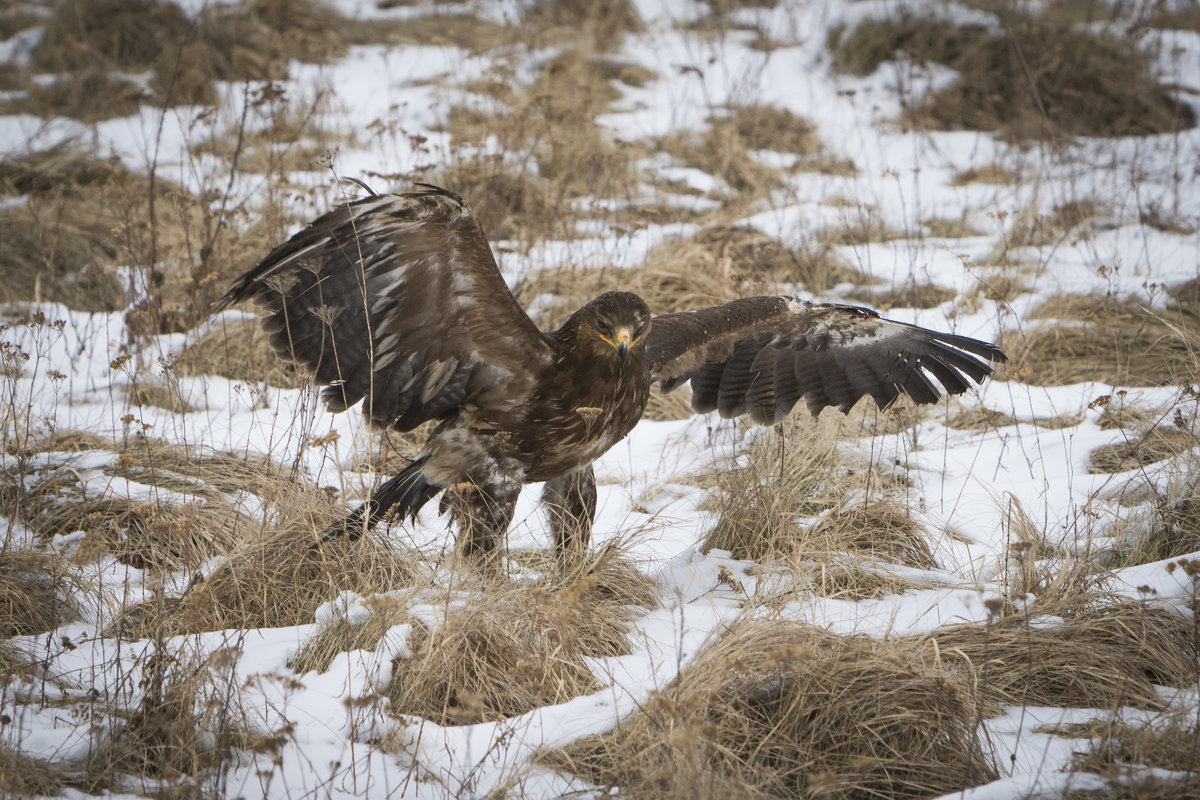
[646,297,1006,425]
[213,186,553,431]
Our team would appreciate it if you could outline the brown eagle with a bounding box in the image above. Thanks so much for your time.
[215,185,1006,567]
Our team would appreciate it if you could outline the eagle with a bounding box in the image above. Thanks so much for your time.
[215,185,1006,568]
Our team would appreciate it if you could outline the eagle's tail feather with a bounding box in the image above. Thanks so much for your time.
[311,458,440,548]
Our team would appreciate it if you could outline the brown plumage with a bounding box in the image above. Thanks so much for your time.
[215,185,1006,567]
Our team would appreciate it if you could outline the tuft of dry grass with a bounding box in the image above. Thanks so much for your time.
[1002,294,1199,386]
[390,556,655,724]
[386,585,602,724]
[3,68,148,122]
[295,543,658,690]
[1089,425,1196,474]
[701,416,852,562]
[6,434,275,571]
[0,142,249,328]
[113,489,419,636]
[515,226,862,333]
[700,415,930,599]
[77,642,277,794]
[816,205,907,247]
[692,225,864,293]
[0,550,77,637]
[831,8,1195,140]
[30,0,426,110]
[920,596,1200,712]
[0,744,64,799]
[946,405,1081,431]
[1059,710,1200,798]
[848,282,958,310]
[544,618,997,799]
[951,163,1022,185]
[521,0,644,50]
[175,318,307,389]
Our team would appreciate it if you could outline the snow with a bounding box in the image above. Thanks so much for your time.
[3,0,1200,797]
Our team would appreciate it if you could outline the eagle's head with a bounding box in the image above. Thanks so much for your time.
[578,291,651,364]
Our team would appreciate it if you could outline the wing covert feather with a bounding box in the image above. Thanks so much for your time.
[214,187,553,430]
[647,297,1006,425]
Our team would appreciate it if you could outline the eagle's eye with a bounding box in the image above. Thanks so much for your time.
[596,319,613,336]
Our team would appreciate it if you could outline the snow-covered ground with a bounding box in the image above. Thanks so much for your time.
[3,1,1199,797]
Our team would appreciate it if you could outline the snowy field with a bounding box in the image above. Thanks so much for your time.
[2,0,1200,798]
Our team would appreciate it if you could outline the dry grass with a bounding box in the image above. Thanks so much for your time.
[1002,294,1199,386]
[0,550,77,637]
[521,0,644,50]
[1059,710,1200,798]
[544,618,997,799]
[919,596,1200,711]
[701,416,852,562]
[1089,425,1196,474]
[816,206,907,247]
[1110,445,1200,566]
[77,642,276,794]
[432,46,653,247]
[831,7,1195,140]
[654,104,834,207]
[0,744,64,799]
[2,68,147,122]
[952,163,1022,185]
[175,318,307,389]
[386,585,603,724]
[113,490,419,635]
[0,143,254,329]
[700,415,928,598]
[847,282,958,310]
[29,0,448,110]
[947,405,1081,431]
[515,226,861,331]
[381,548,657,725]
[5,433,275,571]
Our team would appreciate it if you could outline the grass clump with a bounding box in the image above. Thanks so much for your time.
[700,418,931,599]
[702,416,857,562]
[654,104,833,205]
[521,0,644,50]
[0,745,64,799]
[176,318,307,389]
[1002,294,1199,386]
[847,282,958,310]
[831,7,1195,140]
[384,547,655,725]
[387,585,602,724]
[115,492,419,635]
[515,226,861,332]
[78,642,276,794]
[0,550,77,637]
[5,434,275,570]
[921,596,1200,711]
[544,618,997,799]
[1061,711,1200,798]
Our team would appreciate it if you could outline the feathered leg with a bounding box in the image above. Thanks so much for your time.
[542,464,596,562]
[312,458,440,547]
[440,481,519,573]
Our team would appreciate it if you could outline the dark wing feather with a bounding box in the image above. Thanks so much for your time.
[646,297,1006,425]
[214,187,553,431]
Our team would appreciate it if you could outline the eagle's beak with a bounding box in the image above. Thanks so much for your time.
[616,328,631,361]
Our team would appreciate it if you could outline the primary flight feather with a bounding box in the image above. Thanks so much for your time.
[215,185,1006,567]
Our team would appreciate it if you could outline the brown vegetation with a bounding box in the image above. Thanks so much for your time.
[545,618,997,799]
[1002,294,1199,386]
[921,596,1199,711]
[830,5,1195,140]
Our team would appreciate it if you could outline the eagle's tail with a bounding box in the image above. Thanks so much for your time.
[311,458,440,548]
